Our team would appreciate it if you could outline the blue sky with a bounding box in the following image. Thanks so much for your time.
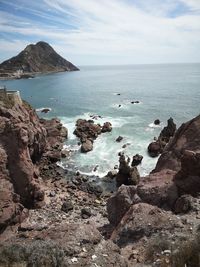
[0,0,200,65]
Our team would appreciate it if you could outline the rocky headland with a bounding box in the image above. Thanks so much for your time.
[0,41,79,80]
[0,90,200,266]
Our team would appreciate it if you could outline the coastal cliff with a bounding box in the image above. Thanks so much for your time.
[0,91,200,266]
[0,41,79,79]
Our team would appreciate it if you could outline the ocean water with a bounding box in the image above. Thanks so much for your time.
[1,63,200,177]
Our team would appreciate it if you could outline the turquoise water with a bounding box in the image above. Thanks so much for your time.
[1,63,200,176]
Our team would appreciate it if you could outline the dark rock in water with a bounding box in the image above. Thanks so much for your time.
[122,143,130,149]
[148,117,176,158]
[0,41,79,79]
[116,154,140,187]
[81,208,92,219]
[131,154,143,166]
[81,139,93,153]
[61,200,73,213]
[154,119,160,125]
[117,93,121,95]
[102,122,112,133]
[159,117,176,143]
[148,141,162,157]
[93,165,99,172]
[41,108,51,113]
[116,136,123,142]
[118,104,121,108]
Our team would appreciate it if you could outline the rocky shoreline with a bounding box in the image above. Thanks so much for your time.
[0,91,200,266]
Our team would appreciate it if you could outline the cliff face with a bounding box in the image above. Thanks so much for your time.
[0,41,79,78]
[0,92,67,232]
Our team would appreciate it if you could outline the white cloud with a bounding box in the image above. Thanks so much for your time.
[0,0,200,65]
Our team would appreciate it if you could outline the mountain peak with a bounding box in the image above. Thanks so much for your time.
[0,41,79,79]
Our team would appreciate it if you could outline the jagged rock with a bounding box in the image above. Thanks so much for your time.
[148,118,176,158]
[116,154,140,187]
[0,92,68,232]
[154,115,200,172]
[131,154,143,166]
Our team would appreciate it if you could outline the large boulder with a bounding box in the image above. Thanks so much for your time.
[174,150,200,196]
[137,169,178,209]
[107,185,140,226]
[81,139,93,153]
[154,114,200,172]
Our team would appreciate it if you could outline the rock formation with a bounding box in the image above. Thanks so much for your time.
[0,90,67,233]
[106,114,200,266]
[0,41,79,79]
[74,119,112,153]
[148,117,176,157]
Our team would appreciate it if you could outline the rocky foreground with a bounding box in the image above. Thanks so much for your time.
[0,94,200,267]
[0,41,79,80]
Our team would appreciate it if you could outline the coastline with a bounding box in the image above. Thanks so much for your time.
[1,90,200,266]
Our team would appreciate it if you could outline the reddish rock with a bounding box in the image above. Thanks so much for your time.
[107,185,140,226]
[154,115,200,172]
[137,169,178,209]
[81,139,93,153]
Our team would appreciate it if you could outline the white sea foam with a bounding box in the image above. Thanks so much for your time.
[148,122,162,128]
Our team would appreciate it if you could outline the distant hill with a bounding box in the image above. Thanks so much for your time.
[0,41,79,79]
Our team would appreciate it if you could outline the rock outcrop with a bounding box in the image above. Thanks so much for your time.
[148,117,176,157]
[116,154,140,187]
[154,114,200,172]
[74,119,112,153]
[106,114,200,266]
[0,41,79,79]
[0,91,67,232]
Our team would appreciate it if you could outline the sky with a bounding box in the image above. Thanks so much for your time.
[0,0,200,66]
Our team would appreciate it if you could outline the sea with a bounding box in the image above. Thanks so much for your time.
[1,63,200,177]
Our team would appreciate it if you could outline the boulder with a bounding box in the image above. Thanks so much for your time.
[107,185,140,225]
[154,119,160,125]
[81,139,93,153]
[137,170,178,209]
[131,154,143,166]
[147,141,162,157]
[102,122,112,133]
